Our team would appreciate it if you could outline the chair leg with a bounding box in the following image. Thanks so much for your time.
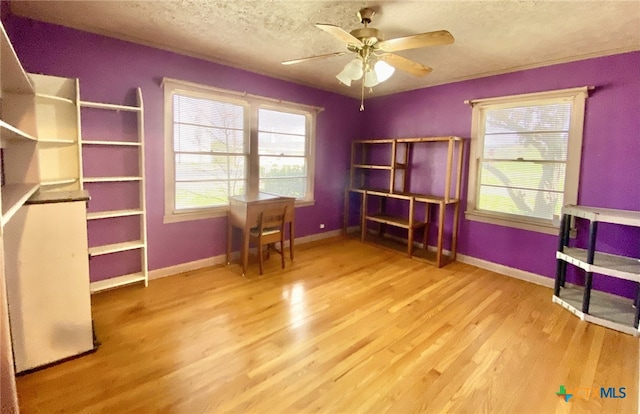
[258,242,264,275]
[280,236,285,269]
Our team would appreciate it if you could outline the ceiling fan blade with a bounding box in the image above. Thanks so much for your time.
[379,53,433,77]
[315,23,364,47]
[281,51,347,65]
[377,30,454,52]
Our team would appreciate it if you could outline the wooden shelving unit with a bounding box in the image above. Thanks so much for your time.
[554,204,640,336]
[345,136,464,267]
[80,89,148,293]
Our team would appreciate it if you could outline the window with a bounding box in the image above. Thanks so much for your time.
[173,95,247,210]
[466,87,589,234]
[164,79,317,223]
[258,109,309,198]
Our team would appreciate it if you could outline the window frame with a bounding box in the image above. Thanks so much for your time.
[465,86,590,234]
[163,78,318,223]
[257,104,315,203]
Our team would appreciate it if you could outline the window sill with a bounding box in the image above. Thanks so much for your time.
[163,208,228,224]
[163,199,315,224]
[465,210,560,235]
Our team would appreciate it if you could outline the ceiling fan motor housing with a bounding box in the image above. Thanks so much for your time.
[350,27,383,46]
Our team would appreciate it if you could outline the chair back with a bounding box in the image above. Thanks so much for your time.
[259,206,287,233]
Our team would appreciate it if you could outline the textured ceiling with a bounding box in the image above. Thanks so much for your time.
[9,0,640,98]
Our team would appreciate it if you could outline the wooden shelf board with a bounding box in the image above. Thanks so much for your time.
[397,136,464,143]
[82,140,141,146]
[349,187,388,194]
[89,240,145,256]
[0,120,37,143]
[83,176,142,183]
[90,273,146,294]
[362,232,454,266]
[353,139,395,144]
[365,214,426,229]
[87,209,144,220]
[553,287,639,336]
[355,189,458,205]
[365,190,414,200]
[1,183,40,226]
[353,164,393,170]
[557,248,640,282]
[80,101,141,112]
[1,25,34,94]
[563,204,640,227]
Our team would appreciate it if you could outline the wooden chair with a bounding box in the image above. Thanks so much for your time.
[249,206,288,275]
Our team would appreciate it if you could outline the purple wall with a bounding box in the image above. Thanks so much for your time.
[5,12,638,298]
[4,14,361,278]
[362,52,640,298]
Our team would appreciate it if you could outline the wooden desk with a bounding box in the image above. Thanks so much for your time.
[226,192,295,275]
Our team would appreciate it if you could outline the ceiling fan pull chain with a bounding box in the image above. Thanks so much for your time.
[360,79,365,111]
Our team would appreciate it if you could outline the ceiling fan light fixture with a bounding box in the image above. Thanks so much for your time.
[345,58,364,80]
[363,69,379,88]
[374,60,395,83]
[336,68,353,86]
[337,58,364,86]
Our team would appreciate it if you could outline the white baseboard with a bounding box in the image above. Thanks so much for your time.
[456,253,555,288]
[354,227,555,288]
[148,229,343,280]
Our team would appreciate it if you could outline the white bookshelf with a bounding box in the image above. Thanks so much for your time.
[0,24,34,409]
[1,21,93,383]
[87,209,143,220]
[1,183,40,226]
[0,120,37,143]
[83,176,142,183]
[89,273,147,294]
[0,24,34,95]
[79,101,140,112]
[30,74,82,191]
[80,89,148,293]
[82,140,141,147]
[1,23,38,226]
[88,240,145,256]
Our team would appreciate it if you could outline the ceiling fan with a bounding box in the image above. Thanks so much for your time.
[282,7,455,110]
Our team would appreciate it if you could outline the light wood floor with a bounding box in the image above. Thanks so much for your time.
[16,237,638,413]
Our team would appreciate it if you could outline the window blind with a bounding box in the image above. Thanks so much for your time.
[173,95,246,210]
[478,102,572,220]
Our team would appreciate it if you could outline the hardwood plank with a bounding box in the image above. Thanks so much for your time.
[16,237,638,413]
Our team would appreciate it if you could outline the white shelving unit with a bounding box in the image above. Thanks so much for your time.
[79,89,148,293]
[30,74,82,192]
[554,204,640,336]
[1,24,38,224]
[0,23,34,409]
[1,21,94,382]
